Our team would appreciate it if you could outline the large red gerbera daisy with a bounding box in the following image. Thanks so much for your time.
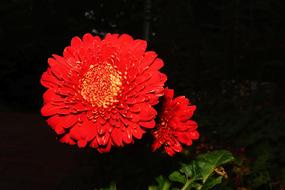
[152,88,199,156]
[41,33,167,153]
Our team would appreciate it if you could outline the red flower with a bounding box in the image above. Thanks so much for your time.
[41,33,167,153]
[152,88,199,156]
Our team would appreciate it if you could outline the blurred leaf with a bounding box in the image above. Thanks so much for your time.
[100,182,116,190]
[169,150,235,190]
[169,171,186,184]
[250,171,271,189]
[201,176,223,190]
[148,186,157,190]
[196,150,235,182]
[149,175,171,190]
[180,161,199,178]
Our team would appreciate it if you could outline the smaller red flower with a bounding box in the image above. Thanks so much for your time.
[152,88,199,156]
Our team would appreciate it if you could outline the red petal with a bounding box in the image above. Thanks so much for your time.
[177,106,196,121]
[71,36,82,47]
[131,124,145,139]
[46,115,58,127]
[118,34,133,44]
[139,120,155,129]
[52,54,70,70]
[165,146,176,156]
[140,51,157,73]
[43,89,63,103]
[98,139,112,153]
[173,96,189,107]
[122,127,133,144]
[41,104,66,116]
[97,133,110,146]
[55,127,65,134]
[177,132,193,146]
[172,120,198,131]
[143,72,167,90]
[69,123,97,143]
[46,114,78,132]
[189,131,199,140]
[104,33,119,42]
[48,58,69,80]
[129,39,147,57]
[171,140,183,153]
[69,124,84,141]
[129,104,141,113]
[55,86,75,96]
[145,94,161,105]
[90,137,99,148]
[141,85,164,94]
[151,139,162,151]
[134,72,152,85]
[60,114,79,129]
[164,88,174,102]
[78,140,87,148]
[62,47,78,67]
[149,58,164,71]
[60,134,76,145]
[97,125,107,136]
[82,33,94,44]
[111,128,123,147]
[137,103,157,121]
[183,120,198,131]
[40,69,58,88]
[125,98,137,105]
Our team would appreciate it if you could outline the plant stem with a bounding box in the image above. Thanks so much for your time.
[181,178,195,190]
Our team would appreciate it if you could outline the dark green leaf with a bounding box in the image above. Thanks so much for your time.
[100,182,116,190]
[180,161,199,178]
[201,176,223,190]
[169,171,186,184]
[153,175,171,190]
[196,150,235,182]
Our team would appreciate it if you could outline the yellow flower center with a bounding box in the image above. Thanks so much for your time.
[80,63,122,108]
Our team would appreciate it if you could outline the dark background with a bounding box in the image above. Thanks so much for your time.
[0,0,284,189]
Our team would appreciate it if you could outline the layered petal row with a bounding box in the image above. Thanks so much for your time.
[152,88,199,156]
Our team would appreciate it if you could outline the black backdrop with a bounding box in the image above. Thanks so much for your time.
[1,0,284,112]
[1,0,285,189]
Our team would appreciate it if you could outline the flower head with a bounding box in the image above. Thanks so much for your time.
[152,88,199,156]
[41,33,167,153]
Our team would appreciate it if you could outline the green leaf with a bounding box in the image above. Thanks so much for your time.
[180,161,198,178]
[169,171,186,184]
[149,150,234,190]
[250,171,271,189]
[148,186,157,190]
[100,182,116,190]
[201,176,223,190]
[151,175,171,190]
[196,150,235,183]
[181,178,199,190]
